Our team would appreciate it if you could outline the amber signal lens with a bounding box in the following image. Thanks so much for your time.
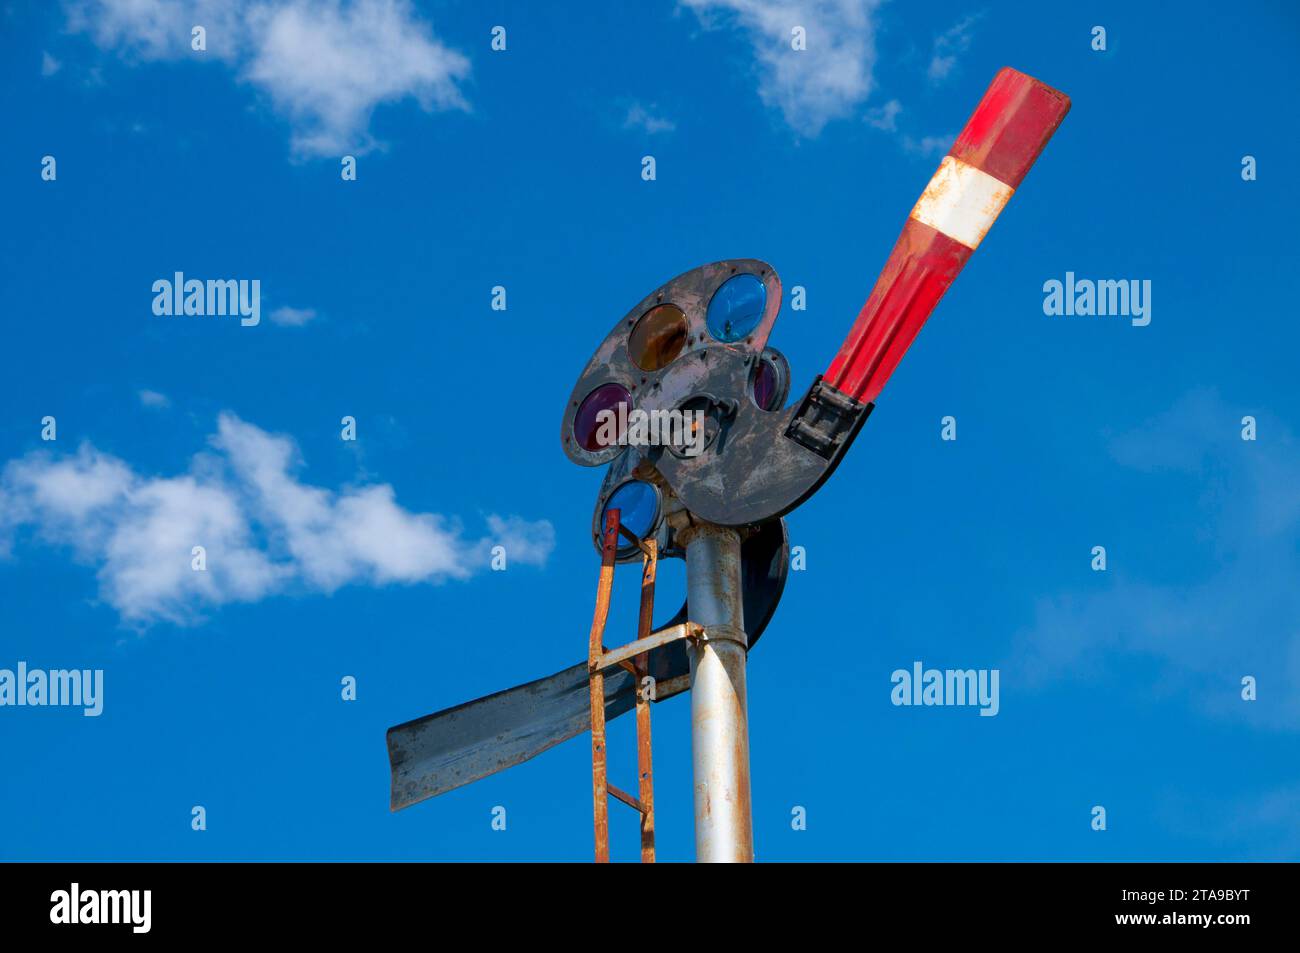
[628,304,688,371]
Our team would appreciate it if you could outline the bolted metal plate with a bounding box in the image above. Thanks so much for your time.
[561,259,871,529]
[560,259,782,469]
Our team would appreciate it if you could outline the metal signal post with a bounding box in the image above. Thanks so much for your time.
[682,521,753,862]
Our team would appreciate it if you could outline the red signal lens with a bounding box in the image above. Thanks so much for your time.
[574,384,631,451]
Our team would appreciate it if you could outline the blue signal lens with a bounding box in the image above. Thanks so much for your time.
[602,480,659,546]
[706,273,767,343]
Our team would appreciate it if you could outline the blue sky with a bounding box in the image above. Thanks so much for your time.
[1,0,1298,861]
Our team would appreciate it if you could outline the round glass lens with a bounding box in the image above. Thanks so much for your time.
[602,480,659,543]
[706,273,767,343]
[574,383,631,452]
[753,359,780,411]
[629,304,688,370]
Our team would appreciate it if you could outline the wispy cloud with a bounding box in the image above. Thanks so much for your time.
[623,102,676,135]
[137,389,170,408]
[681,0,883,137]
[902,132,952,156]
[268,305,317,327]
[1010,390,1300,730]
[0,414,553,626]
[864,97,900,131]
[927,12,982,84]
[64,0,471,158]
[41,51,62,76]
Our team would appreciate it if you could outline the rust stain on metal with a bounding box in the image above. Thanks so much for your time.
[588,513,666,862]
[634,536,658,862]
[916,164,954,209]
[587,509,620,864]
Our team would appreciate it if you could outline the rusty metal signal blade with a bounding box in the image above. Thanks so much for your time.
[388,658,640,811]
[387,518,789,811]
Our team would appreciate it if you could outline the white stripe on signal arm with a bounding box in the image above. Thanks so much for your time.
[909,156,1015,251]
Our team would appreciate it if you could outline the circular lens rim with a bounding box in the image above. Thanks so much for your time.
[706,272,768,344]
[599,478,662,556]
[668,395,724,459]
[573,382,633,453]
[750,348,790,412]
[628,303,689,371]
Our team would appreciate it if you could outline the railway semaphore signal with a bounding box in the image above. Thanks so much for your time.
[387,67,1070,862]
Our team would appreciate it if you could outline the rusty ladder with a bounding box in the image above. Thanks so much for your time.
[586,508,662,863]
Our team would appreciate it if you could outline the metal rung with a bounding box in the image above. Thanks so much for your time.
[607,784,645,814]
[617,524,654,558]
[593,622,701,674]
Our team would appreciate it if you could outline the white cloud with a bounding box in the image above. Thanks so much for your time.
[864,97,900,131]
[242,0,470,156]
[6,446,135,530]
[42,51,63,76]
[268,305,317,327]
[65,0,247,59]
[0,414,553,626]
[902,132,952,156]
[64,0,471,157]
[138,389,170,408]
[927,13,981,84]
[101,473,284,622]
[681,0,883,137]
[623,102,676,135]
[485,515,555,568]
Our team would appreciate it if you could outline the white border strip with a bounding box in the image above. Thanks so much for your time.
[909,156,1014,250]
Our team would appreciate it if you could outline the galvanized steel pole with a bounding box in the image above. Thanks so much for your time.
[682,522,754,863]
